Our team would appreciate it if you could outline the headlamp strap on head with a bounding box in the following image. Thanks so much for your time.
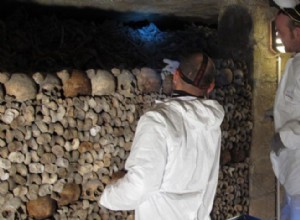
[282,5,300,23]
[194,54,208,86]
[178,68,194,85]
[178,54,208,88]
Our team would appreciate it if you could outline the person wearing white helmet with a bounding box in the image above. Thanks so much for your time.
[271,2,300,219]
[99,53,224,220]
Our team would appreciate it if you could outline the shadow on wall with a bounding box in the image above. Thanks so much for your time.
[217,4,254,81]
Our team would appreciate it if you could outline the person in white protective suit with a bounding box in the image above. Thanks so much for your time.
[271,3,300,219]
[99,52,224,220]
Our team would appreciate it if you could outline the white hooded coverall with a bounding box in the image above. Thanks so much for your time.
[271,53,300,219]
[99,96,224,220]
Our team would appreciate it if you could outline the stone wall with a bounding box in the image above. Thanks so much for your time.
[0,2,256,219]
[0,57,252,219]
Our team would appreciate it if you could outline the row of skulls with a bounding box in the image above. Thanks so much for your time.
[0,67,167,102]
[0,61,246,102]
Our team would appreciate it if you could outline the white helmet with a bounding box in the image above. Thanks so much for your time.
[273,0,299,8]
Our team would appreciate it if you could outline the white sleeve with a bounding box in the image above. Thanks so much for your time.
[279,61,300,150]
[197,131,221,219]
[279,121,300,150]
[99,112,167,210]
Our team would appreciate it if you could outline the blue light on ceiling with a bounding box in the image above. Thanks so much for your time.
[128,22,166,43]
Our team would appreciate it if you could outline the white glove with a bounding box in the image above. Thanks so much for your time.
[161,58,180,80]
[273,0,298,8]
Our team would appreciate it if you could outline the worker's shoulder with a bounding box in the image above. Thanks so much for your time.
[144,101,174,117]
[140,101,179,123]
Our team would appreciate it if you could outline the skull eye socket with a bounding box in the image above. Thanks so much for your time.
[2,210,13,218]
[86,190,92,196]
[94,190,101,197]
[98,185,104,191]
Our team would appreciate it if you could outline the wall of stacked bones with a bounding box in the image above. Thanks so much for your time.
[0,7,252,220]
[0,59,252,220]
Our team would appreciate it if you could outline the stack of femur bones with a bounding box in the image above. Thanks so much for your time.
[0,59,251,220]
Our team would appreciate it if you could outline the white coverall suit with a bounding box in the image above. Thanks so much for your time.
[99,96,224,220]
[271,53,300,219]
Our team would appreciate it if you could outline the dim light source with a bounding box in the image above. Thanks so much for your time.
[270,19,286,53]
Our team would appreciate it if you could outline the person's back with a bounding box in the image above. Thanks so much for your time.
[128,97,223,220]
[99,53,224,220]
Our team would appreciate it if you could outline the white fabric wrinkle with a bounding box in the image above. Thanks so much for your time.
[157,96,223,128]
[100,96,224,220]
[280,121,300,149]
[272,53,300,196]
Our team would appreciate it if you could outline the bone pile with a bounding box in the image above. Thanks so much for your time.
[211,58,252,219]
[0,57,252,219]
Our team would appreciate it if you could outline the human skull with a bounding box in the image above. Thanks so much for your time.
[215,68,233,87]
[233,69,244,85]
[117,70,136,97]
[137,67,161,93]
[82,180,104,201]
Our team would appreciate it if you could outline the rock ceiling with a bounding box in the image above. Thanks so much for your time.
[1,0,274,25]
[22,0,222,20]
[0,0,274,74]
